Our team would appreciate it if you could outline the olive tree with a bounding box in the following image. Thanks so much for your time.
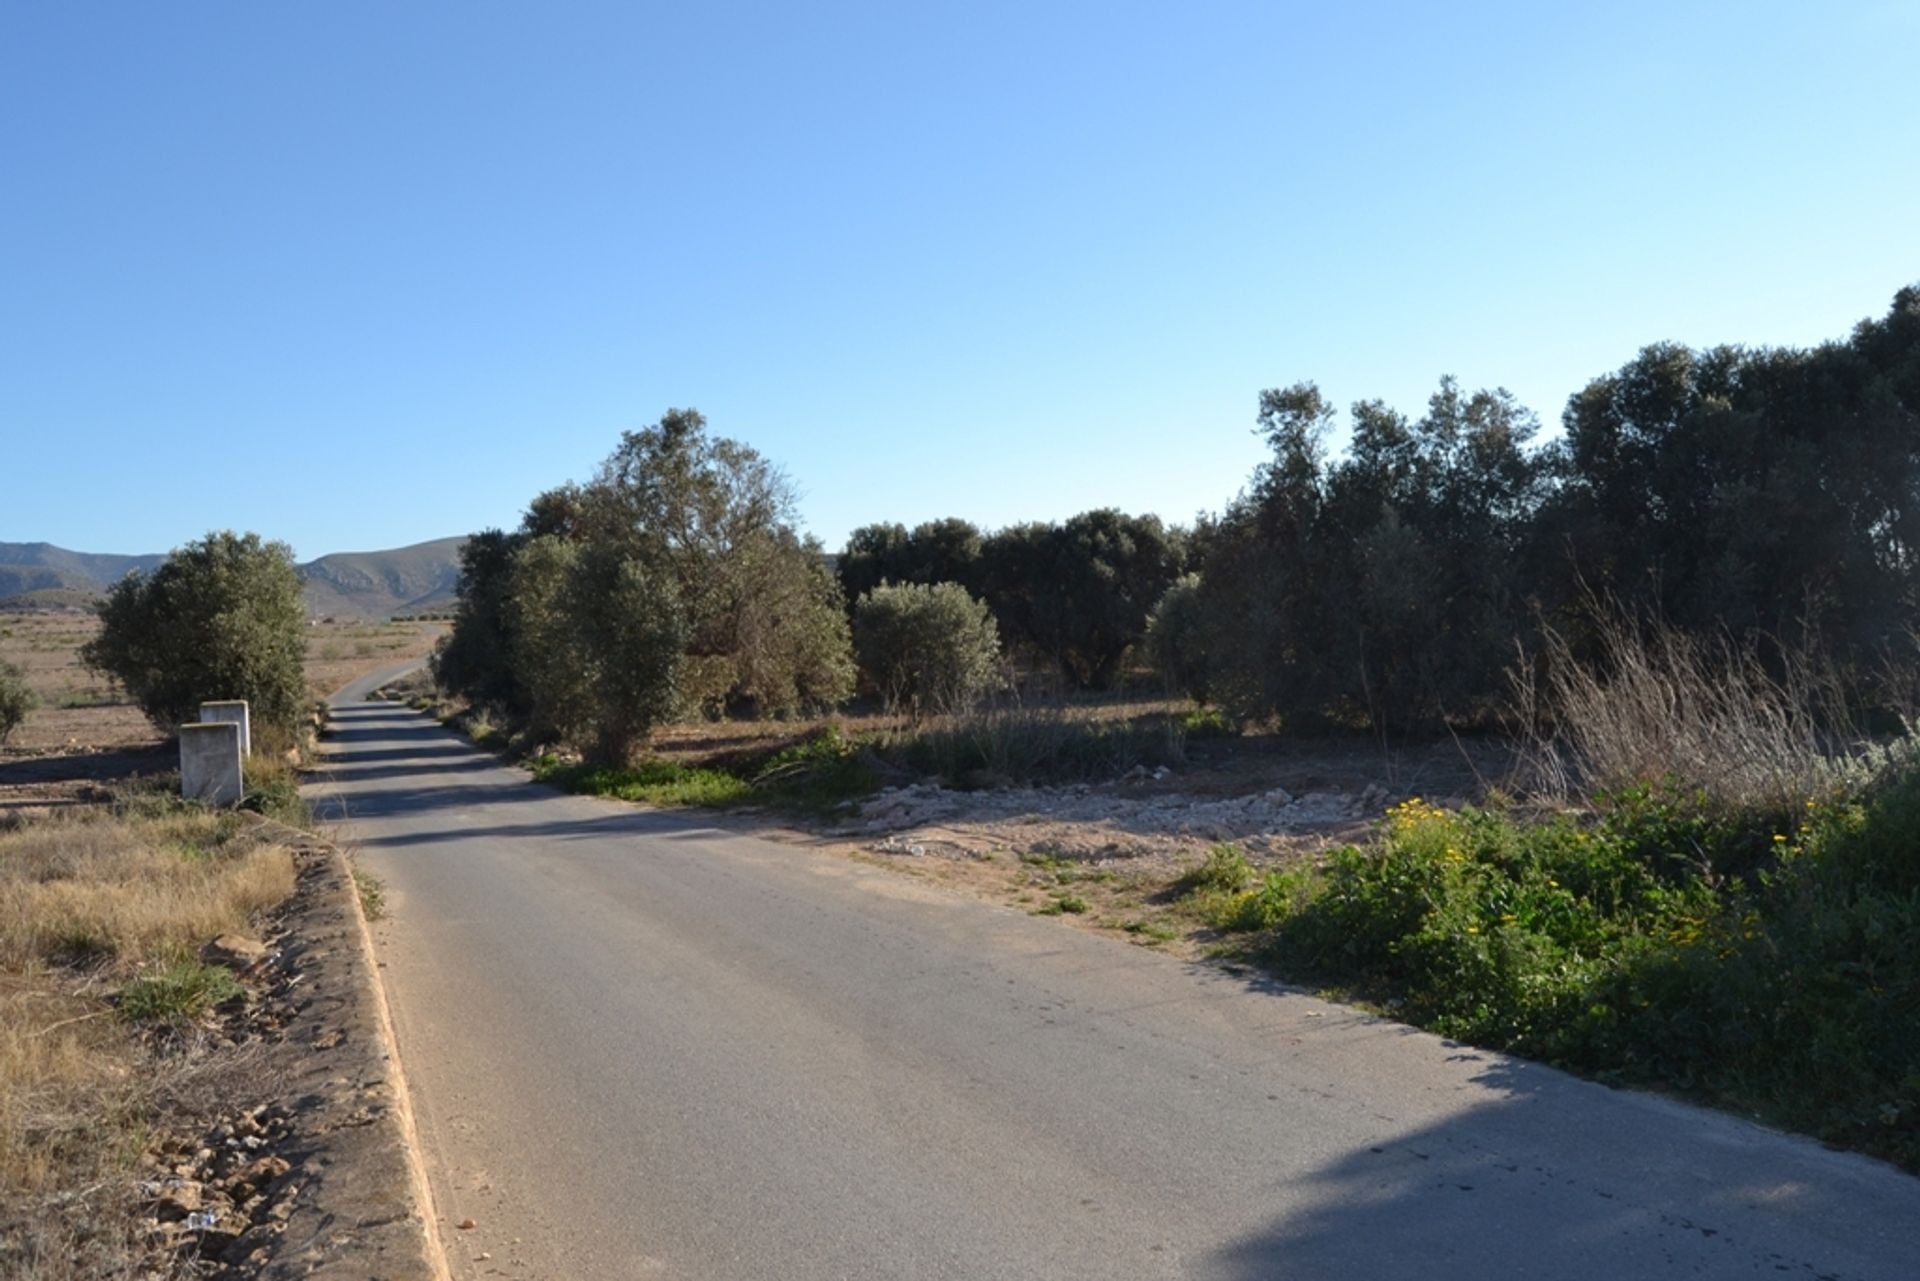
[82,531,306,739]
[854,582,1003,720]
[507,536,686,764]
[437,409,856,758]
[561,409,854,717]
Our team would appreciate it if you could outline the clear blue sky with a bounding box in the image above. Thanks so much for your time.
[3,2,1916,560]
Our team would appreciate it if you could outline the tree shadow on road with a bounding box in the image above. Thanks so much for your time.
[1198,1047,1909,1281]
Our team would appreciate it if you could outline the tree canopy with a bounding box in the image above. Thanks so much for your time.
[82,531,307,739]
[437,410,854,763]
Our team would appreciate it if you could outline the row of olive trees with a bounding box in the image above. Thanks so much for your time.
[1147,285,1920,733]
[837,508,1187,690]
[440,285,1919,752]
[435,412,1013,763]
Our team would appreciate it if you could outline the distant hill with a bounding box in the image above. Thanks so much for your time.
[299,537,468,619]
[0,537,466,619]
[0,543,167,597]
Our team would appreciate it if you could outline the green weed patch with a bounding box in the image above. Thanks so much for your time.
[118,962,243,1023]
[531,725,878,815]
[1240,780,1920,1171]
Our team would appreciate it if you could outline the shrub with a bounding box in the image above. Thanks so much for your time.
[1512,608,1850,814]
[0,659,34,744]
[81,531,306,736]
[891,700,1173,785]
[854,581,1003,720]
[1253,777,1920,1170]
[1172,844,1253,897]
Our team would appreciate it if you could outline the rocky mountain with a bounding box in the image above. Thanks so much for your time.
[0,537,466,619]
[297,537,467,619]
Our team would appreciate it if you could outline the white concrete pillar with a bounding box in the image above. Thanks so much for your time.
[180,722,245,806]
[199,700,251,756]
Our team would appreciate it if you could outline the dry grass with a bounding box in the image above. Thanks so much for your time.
[643,690,1190,765]
[0,806,294,972]
[0,796,295,1272]
[1510,610,1855,811]
[302,619,444,706]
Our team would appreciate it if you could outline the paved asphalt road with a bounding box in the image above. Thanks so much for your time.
[312,670,1920,1280]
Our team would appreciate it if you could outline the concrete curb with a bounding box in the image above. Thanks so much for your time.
[250,819,451,1281]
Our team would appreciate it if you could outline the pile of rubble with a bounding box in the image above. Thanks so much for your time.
[140,1104,299,1274]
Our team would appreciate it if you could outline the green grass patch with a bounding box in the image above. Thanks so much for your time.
[533,755,751,807]
[118,962,243,1023]
[1181,706,1235,739]
[530,725,878,815]
[241,762,310,827]
[1034,892,1091,916]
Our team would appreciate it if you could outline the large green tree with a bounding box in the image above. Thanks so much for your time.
[506,536,686,764]
[568,409,854,717]
[836,518,986,606]
[83,531,307,739]
[1191,379,1545,731]
[437,410,855,760]
[980,510,1187,690]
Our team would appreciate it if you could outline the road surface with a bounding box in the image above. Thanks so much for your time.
[309,681,1920,1280]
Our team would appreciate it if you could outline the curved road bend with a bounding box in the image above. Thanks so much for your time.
[308,684,1920,1280]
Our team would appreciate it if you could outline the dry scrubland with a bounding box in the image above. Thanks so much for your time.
[0,788,295,1277]
[0,615,433,1273]
[0,612,441,757]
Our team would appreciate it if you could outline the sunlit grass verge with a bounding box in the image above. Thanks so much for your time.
[1197,775,1920,1172]
[0,792,297,1268]
[532,724,879,815]
[0,800,295,973]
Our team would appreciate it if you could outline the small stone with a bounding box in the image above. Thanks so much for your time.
[244,1155,292,1185]
[457,1218,478,1230]
[222,1224,280,1265]
[202,934,270,969]
[154,1180,205,1219]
